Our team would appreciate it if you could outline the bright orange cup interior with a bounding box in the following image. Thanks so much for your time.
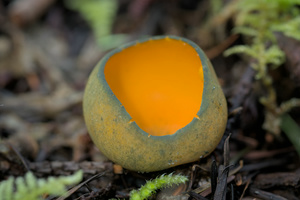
[104,38,204,136]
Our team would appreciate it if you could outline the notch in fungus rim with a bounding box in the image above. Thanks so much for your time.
[97,35,212,139]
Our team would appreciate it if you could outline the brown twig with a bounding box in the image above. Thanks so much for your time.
[249,186,288,200]
[8,142,30,172]
[206,34,239,59]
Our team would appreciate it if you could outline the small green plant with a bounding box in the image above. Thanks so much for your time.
[130,174,188,200]
[111,173,188,200]
[225,0,300,154]
[0,170,83,200]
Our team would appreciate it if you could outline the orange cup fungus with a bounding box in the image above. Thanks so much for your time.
[83,36,227,172]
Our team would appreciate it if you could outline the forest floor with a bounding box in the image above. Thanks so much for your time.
[0,0,299,199]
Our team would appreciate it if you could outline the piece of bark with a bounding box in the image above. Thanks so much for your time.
[254,170,300,189]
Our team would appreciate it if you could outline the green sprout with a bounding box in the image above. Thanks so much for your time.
[112,173,188,200]
[130,174,188,200]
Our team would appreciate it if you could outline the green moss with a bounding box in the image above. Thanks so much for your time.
[129,174,188,200]
[0,171,83,200]
[225,0,300,155]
